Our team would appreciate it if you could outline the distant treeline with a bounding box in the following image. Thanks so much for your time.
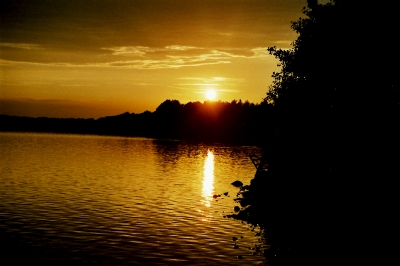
[0,99,274,145]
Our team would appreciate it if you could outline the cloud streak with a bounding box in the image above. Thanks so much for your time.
[174,76,245,95]
[1,45,271,69]
[0,43,43,50]
[97,46,272,69]
[102,45,201,57]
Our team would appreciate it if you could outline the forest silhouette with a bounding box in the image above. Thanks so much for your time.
[1,1,399,265]
[0,99,273,145]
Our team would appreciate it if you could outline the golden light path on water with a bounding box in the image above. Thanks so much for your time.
[202,150,215,208]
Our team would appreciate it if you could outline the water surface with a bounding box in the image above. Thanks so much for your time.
[0,132,264,265]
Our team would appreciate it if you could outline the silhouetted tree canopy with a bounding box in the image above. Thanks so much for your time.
[265,0,399,116]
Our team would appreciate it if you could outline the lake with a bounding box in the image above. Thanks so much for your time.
[0,132,265,265]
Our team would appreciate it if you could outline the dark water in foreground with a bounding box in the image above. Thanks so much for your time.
[0,132,265,265]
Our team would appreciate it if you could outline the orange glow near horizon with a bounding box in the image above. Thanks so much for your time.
[201,150,214,208]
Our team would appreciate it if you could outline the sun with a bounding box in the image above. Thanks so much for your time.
[205,90,217,100]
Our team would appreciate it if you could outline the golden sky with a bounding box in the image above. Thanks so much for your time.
[0,0,322,118]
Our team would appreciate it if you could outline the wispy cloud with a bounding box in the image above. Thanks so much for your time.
[164,45,198,51]
[250,47,270,57]
[0,43,43,50]
[175,77,244,94]
[178,77,244,83]
[176,83,221,87]
[102,46,150,57]
[0,59,76,67]
[98,58,230,69]
[0,45,271,69]
[98,46,271,69]
[102,45,200,57]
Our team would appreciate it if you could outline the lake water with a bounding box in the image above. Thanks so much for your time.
[0,132,265,265]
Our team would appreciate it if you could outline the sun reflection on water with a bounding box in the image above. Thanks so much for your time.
[201,150,214,207]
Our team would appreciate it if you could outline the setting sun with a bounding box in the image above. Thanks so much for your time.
[205,90,217,100]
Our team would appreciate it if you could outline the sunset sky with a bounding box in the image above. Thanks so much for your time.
[0,0,328,118]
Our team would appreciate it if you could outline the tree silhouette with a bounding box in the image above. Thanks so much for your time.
[228,1,399,265]
[265,0,399,115]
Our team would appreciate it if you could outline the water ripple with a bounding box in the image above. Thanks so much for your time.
[0,132,264,265]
